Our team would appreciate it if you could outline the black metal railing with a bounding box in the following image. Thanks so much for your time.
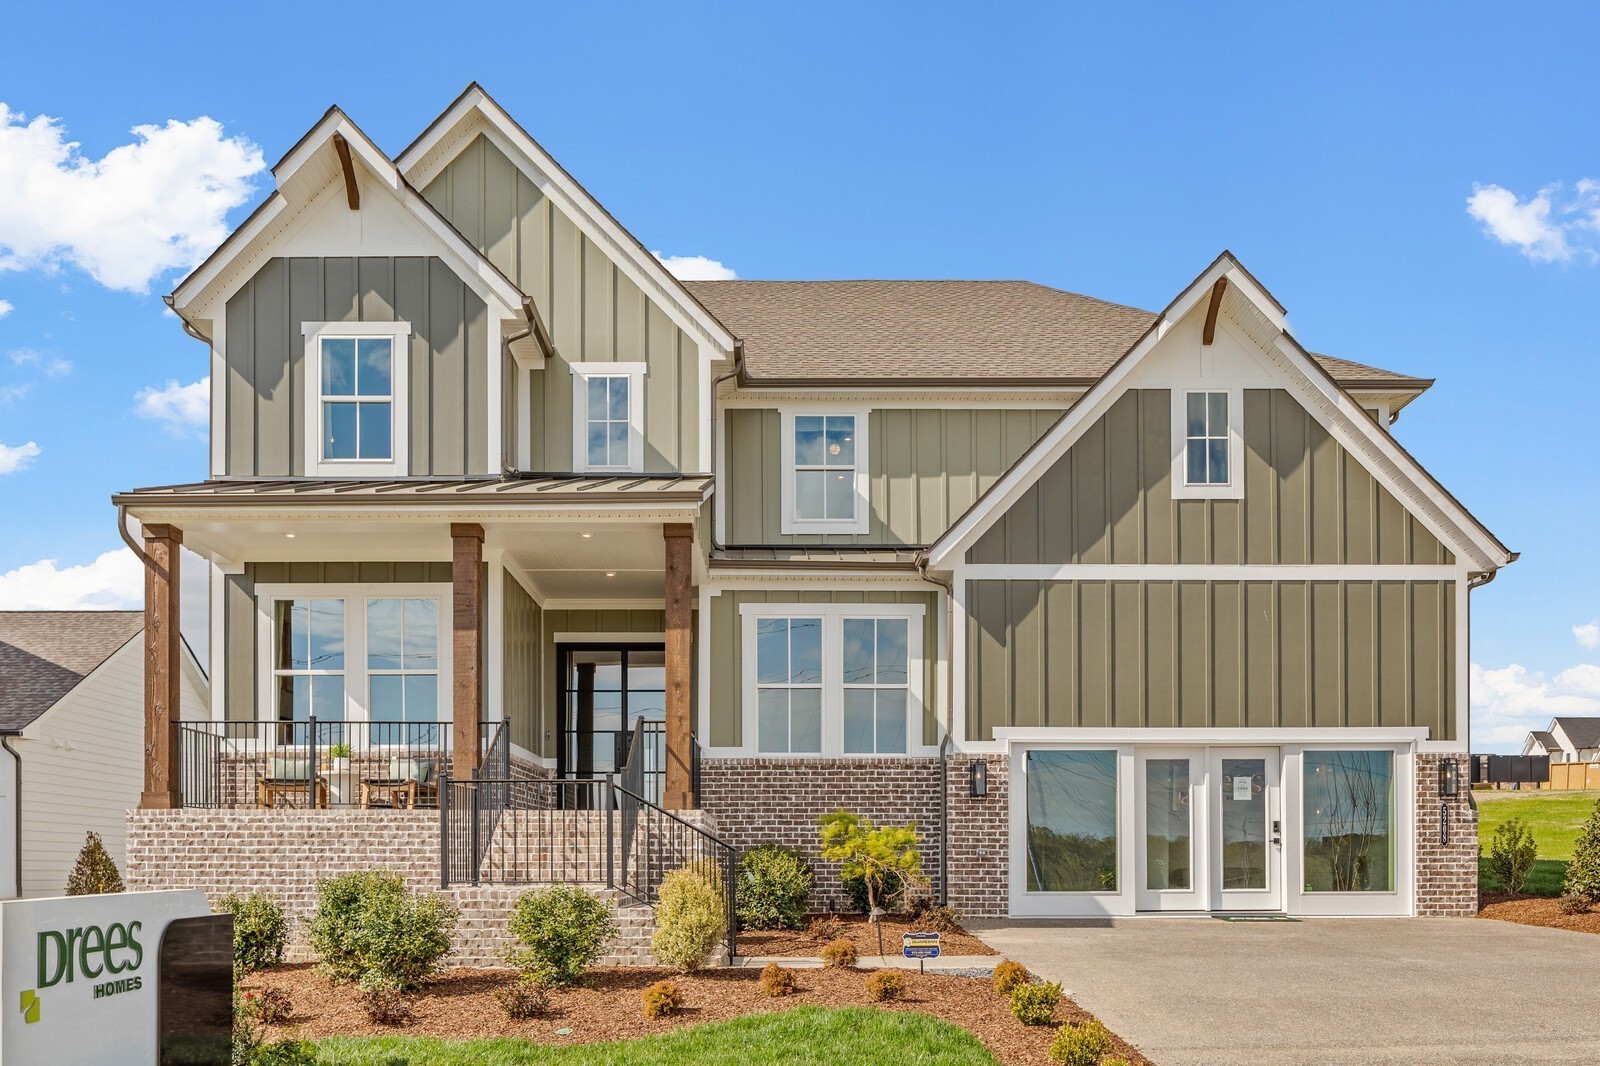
[174,718,500,809]
[613,781,737,964]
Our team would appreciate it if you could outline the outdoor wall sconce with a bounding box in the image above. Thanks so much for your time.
[968,760,988,798]
[1439,759,1460,799]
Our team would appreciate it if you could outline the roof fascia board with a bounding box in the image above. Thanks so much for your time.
[396,87,737,356]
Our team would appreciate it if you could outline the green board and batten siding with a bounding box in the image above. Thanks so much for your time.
[705,590,940,748]
[422,134,701,473]
[224,257,490,477]
[724,408,1059,545]
[968,390,1454,566]
[503,572,542,756]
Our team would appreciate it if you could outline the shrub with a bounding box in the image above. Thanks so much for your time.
[1010,980,1063,1026]
[507,885,617,987]
[1485,817,1538,893]
[820,937,858,968]
[1563,798,1600,907]
[651,864,728,972]
[819,811,922,916]
[248,1040,318,1066]
[308,870,455,989]
[1048,1019,1112,1065]
[358,974,413,1026]
[759,962,796,997]
[1559,891,1592,915]
[808,914,843,942]
[218,893,288,973]
[65,831,123,895]
[240,986,294,1026]
[494,977,550,1020]
[906,895,962,933]
[843,869,907,914]
[865,969,907,1002]
[737,845,814,930]
[641,979,683,1019]
[992,959,1031,995]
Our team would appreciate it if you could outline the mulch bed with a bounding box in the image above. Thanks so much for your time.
[1480,891,1600,934]
[249,963,1149,1065]
[737,914,999,958]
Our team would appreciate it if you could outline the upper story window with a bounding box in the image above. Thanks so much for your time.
[1170,387,1243,500]
[302,321,412,477]
[571,363,645,473]
[779,408,871,535]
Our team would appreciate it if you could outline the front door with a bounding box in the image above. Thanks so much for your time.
[1209,748,1283,912]
[1135,750,1205,911]
[556,644,666,800]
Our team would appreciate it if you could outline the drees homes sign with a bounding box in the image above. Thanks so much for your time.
[0,890,210,1064]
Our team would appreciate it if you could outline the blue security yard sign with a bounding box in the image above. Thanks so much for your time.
[902,931,940,973]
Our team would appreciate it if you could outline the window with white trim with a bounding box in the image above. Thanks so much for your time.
[1170,386,1243,500]
[741,604,924,757]
[779,408,871,534]
[571,362,645,472]
[272,599,347,724]
[366,597,440,724]
[302,321,412,476]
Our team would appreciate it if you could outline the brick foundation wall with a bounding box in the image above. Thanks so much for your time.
[945,755,1009,918]
[1414,752,1478,916]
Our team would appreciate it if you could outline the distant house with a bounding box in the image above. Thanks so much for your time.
[1522,718,1600,764]
[0,612,206,898]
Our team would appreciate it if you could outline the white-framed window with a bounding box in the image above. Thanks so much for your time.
[570,362,646,472]
[739,603,924,757]
[1169,386,1243,500]
[779,408,871,534]
[301,321,412,476]
[257,584,450,732]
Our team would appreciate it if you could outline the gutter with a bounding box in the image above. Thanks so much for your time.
[2,735,20,900]
[914,554,957,907]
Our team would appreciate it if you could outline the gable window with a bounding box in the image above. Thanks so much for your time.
[779,408,871,534]
[571,362,645,472]
[1169,386,1243,500]
[740,604,924,757]
[302,321,412,476]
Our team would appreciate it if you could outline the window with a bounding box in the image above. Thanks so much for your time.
[779,408,871,534]
[570,363,645,472]
[1170,387,1243,499]
[1302,750,1395,893]
[841,617,908,754]
[301,322,411,476]
[1185,392,1229,485]
[739,604,924,757]
[1025,749,1119,892]
[272,599,346,725]
[366,598,440,726]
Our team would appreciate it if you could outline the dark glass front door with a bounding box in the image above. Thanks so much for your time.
[556,644,665,786]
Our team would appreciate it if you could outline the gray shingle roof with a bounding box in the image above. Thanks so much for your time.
[685,280,1429,388]
[1528,731,1558,749]
[1554,718,1600,750]
[0,612,143,731]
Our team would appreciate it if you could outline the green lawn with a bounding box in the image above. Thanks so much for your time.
[309,1007,999,1066]
[1476,789,1600,896]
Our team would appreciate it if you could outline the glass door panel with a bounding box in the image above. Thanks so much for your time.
[1209,748,1282,912]
[1136,751,1203,911]
[557,644,667,804]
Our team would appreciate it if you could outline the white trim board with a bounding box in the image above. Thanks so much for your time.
[959,564,1460,582]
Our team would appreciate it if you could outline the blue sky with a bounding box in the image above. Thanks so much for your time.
[0,3,1595,749]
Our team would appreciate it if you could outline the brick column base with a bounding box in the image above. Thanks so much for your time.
[1415,753,1478,916]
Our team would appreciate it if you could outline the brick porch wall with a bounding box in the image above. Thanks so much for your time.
[1414,752,1478,916]
[945,755,1009,918]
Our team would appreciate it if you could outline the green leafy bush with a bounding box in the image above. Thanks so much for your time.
[651,864,728,972]
[737,845,814,930]
[218,893,288,973]
[641,979,683,1019]
[494,976,550,1019]
[992,959,1031,995]
[1485,817,1538,893]
[65,831,123,896]
[820,937,858,968]
[248,1039,317,1066]
[759,962,796,997]
[1010,980,1063,1026]
[507,885,617,986]
[1048,1019,1112,1065]
[308,870,455,989]
[1563,798,1600,907]
[865,969,907,1002]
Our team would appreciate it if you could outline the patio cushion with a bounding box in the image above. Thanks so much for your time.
[266,756,311,781]
[390,757,435,784]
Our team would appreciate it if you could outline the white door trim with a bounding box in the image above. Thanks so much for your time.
[1208,747,1284,913]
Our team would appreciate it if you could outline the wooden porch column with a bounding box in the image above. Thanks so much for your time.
[451,523,484,777]
[662,523,696,810]
[140,524,182,809]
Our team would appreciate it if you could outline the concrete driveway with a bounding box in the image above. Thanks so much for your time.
[970,917,1600,1065]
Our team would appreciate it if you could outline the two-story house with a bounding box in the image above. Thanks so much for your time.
[117,85,1512,927]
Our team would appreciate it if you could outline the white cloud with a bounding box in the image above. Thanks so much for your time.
[0,382,30,403]
[0,299,11,318]
[1467,181,1600,263]
[134,376,208,431]
[0,549,142,610]
[8,348,70,376]
[1470,661,1600,751]
[1575,621,1600,650]
[0,439,39,474]
[0,104,264,292]
[653,252,738,281]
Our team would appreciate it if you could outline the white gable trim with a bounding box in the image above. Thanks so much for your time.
[396,88,737,358]
[924,254,1513,574]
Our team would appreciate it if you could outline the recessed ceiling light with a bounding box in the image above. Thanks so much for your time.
[581,533,593,539]
[604,572,616,578]
[285,533,296,539]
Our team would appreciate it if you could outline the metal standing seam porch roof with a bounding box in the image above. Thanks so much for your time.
[112,475,714,509]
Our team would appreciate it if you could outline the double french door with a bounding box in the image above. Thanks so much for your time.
[1135,748,1283,913]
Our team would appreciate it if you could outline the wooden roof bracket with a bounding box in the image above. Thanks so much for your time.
[332,133,360,210]
[1201,277,1227,345]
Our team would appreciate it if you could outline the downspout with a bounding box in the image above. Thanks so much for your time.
[916,554,956,906]
[706,341,745,551]
[2,735,20,900]
[116,505,156,569]
[501,298,550,475]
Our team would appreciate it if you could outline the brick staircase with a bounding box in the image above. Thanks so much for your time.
[444,884,657,968]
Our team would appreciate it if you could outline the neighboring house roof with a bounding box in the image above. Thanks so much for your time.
[685,280,1432,390]
[0,612,144,732]
[1553,718,1600,750]
[1528,731,1559,749]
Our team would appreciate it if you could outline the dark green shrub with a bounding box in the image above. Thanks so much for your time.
[641,979,683,1018]
[843,868,906,914]
[507,885,617,986]
[239,986,293,1026]
[358,974,413,1025]
[495,976,550,1019]
[308,870,455,989]
[759,962,796,997]
[737,845,814,930]
[218,893,288,973]
[820,937,857,968]
[651,864,727,972]
[865,969,907,1002]
[65,831,123,895]
[992,959,1030,995]
[1563,798,1600,906]
[1048,1019,1113,1065]
[1485,817,1537,893]
[1010,980,1063,1026]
